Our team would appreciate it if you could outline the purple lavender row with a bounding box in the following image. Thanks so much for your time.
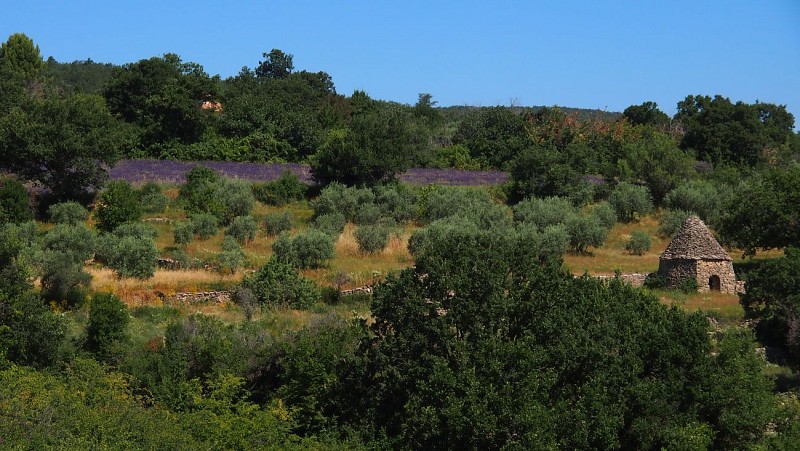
[109,160,510,186]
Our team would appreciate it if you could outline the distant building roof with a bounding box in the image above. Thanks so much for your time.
[661,215,731,261]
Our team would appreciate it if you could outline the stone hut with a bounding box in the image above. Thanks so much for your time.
[657,215,736,293]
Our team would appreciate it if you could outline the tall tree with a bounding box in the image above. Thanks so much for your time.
[255,48,294,80]
[622,101,669,127]
[0,33,45,85]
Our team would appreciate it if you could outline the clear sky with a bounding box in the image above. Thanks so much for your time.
[3,0,799,120]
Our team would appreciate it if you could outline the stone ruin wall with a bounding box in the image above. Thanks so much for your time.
[657,258,697,290]
[695,259,737,294]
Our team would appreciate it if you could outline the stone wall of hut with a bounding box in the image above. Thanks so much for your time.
[695,259,736,294]
[657,258,696,289]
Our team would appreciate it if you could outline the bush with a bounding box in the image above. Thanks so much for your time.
[226,216,257,244]
[420,186,495,223]
[658,209,692,238]
[241,258,321,309]
[608,182,653,222]
[354,203,381,225]
[218,236,244,274]
[374,184,417,223]
[251,170,307,206]
[39,250,92,307]
[112,222,158,239]
[664,180,721,224]
[139,182,169,214]
[178,167,254,225]
[0,177,33,224]
[590,201,617,230]
[292,230,335,269]
[216,178,255,225]
[178,166,220,215]
[625,230,652,255]
[310,183,374,221]
[312,212,346,239]
[263,211,292,237]
[271,232,296,265]
[513,196,577,229]
[94,180,142,232]
[564,214,608,253]
[85,292,129,361]
[106,236,158,279]
[355,224,391,254]
[47,202,88,225]
[191,213,219,240]
[173,221,194,245]
[44,224,97,263]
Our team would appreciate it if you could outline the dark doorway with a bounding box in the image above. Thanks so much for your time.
[709,275,721,291]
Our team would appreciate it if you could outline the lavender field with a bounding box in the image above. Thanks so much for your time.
[109,160,509,186]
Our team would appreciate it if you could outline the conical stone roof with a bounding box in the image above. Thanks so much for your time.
[661,215,731,261]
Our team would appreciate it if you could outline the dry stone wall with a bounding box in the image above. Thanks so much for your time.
[696,259,737,294]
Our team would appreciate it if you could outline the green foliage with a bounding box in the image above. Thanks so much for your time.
[513,196,577,229]
[111,221,158,239]
[625,230,652,255]
[311,107,420,186]
[430,144,482,170]
[292,229,335,269]
[590,201,617,230]
[85,293,129,361]
[242,258,321,309]
[179,166,220,214]
[608,182,654,222]
[718,165,800,255]
[664,180,723,225]
[373,183,417,223]
[263,210,292,237]
[40,224,96,306]
[355,224,390,254]
[676,94,795,167]
[0,33,45,83]
[659,209,693,238]
[0,92,128,202]
[564,213,608,253]
[47,201,88,225]
[173,221,194,245]
[507,144,583,202]
[452,106,529,169]
[0,178,32,224]
[251,170,307,206]
[225,215,257,244]
[43,223,96,262]
[353,203,381,225]
[256,48,294,80]
[191,213,219,240]
[312,212,346,239]
[419,185,495,224]
[215,178,255,225]
[310,182,375,221]
[622,101,669,127]
[740,247,800,364]
[271,233,295,265]
[138,182,169,214]
[105,235,158,279]
[218,236,244,274]
[95,180,142,232]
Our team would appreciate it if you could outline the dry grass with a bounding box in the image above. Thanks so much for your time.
[658,290,744,324]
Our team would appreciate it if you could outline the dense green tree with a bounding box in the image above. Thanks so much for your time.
[105,235,158,279]
[452,106,529,169]
[622,101,669,127]
[94,180,142,232]
[718,165,800,255]
[608,182,654,222]
[0,178,32,224]
[85,293,129,361]
[0,93,130,202]
[507,144,584,203]
[255,49,294,80]
[311,107,420,186]
[620,128,696,205]
[675,94,795,167]
[45,57,118,94]
[47,202,88,225]
[0,33,45,84]
[104,53,219,150]
[241,258,320,309]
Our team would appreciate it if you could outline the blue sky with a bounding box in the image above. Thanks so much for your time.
[3,1,799,120]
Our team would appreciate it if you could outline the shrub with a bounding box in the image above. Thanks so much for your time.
[85,292,129,361]
[39,250,92,307]
[420,186,495,223]
[0,177,32,224]
[216,178,255,225]
[271,232,296,265]
[242,258,321,309]
[292,229,335,269]
[354,203,381,225]
[191,213,219,240]
[47,202,88,225]
[564,214,608,253]
[310,182,374,221]
[513,196,577,229]
[232,286,258,321]
[112,222,158,239]
[218,236,244,274]
[374,184,418,223]
[658,209,693,238]
[173,221,194,245]
[664,180,721,224]
[355,224,390,254]
[226,216,258,244]
[608,182,653,222]
[263,211,292,237]
[590,201,617,230]
[139,182,169,214]
[94,180,142,232]
[43,224,97,263]
[312,212,346,239]
[625,230,652,255]
[251,170,307,206]
[179,165,220,215]
[106,235,158,279]
[644,273,666,290]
